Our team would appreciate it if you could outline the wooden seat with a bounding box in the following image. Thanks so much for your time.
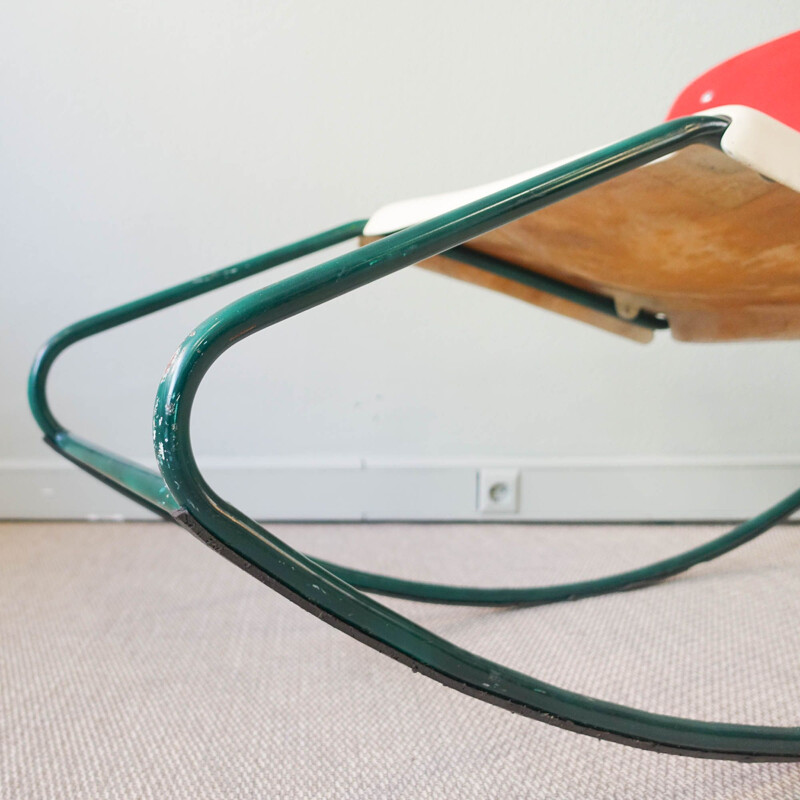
[363,32,800,343]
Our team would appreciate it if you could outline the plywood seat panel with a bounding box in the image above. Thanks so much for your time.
[365,132,800,343]
[446,145,800,341]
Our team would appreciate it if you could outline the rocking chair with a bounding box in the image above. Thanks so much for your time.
[30,30,800,760]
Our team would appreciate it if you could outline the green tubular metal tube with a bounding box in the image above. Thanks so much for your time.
[151,116,800,759]
[311,482,800,603]
[446,245,669,330]
[46,433,180,517]
[29,220,368,440]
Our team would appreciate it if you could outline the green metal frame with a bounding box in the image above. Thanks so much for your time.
[30,115,800,761]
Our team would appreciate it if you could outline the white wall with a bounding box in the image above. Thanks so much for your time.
[2,1,800,520]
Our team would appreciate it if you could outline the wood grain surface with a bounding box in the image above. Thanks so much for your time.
[364,145,800,343]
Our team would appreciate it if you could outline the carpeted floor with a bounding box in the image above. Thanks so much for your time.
[2,521,800,799]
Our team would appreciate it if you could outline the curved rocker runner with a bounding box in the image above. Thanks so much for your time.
[29,31,800,761]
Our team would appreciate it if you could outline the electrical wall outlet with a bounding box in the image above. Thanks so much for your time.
[477,468,520,514]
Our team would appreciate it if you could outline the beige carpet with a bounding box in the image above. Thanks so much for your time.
[2,521,800,799]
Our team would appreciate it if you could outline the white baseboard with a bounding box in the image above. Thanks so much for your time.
[3,456,800,522]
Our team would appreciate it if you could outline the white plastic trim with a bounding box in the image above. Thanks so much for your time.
[703,105,800,194]
[363,151,593,236]
[364,105,800,236]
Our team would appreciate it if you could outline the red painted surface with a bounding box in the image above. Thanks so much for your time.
[667,30,800,132]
